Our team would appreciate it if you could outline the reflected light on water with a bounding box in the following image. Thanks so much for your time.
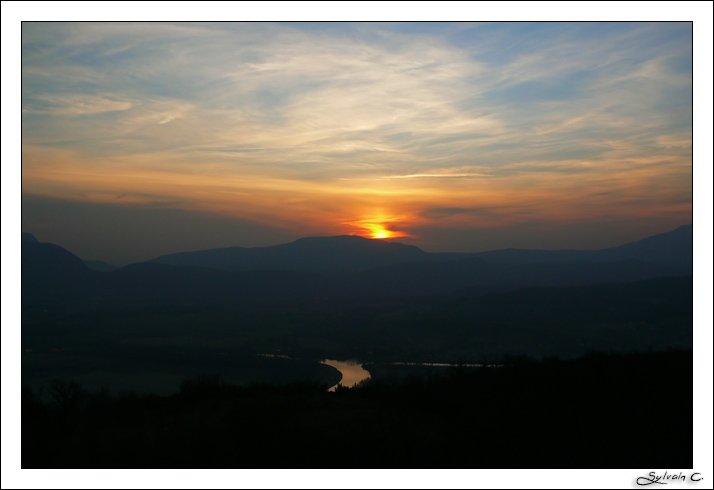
[321,359,371,391]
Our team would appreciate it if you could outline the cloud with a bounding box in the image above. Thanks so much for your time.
[22,94,133,116]
[21,22,692,243]
[379,171,492,180]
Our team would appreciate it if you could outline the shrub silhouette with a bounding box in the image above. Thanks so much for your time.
[21,350,692,469]
[179,374,222,397]
[48,379,86,412]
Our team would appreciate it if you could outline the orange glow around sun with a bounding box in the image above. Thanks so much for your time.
[365,223,402,239]
[346,215,412,240]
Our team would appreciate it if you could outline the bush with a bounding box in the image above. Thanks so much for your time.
[179,374,222,397]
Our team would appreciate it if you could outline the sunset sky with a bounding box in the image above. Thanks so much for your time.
[20,21,693,265]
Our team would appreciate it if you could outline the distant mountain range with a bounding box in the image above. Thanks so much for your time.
[21,225,693,304]
[150,235,437,274]
[472,224,693,265]
[150,224,693,273]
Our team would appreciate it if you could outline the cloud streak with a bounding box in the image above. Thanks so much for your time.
[21,22,692,250]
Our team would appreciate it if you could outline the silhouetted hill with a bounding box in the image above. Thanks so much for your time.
[600,224,692,263]
[21,225,693,305]
[83,260,118,272]
[345,257,690,297]
[151,235,434,274]
[432,275,693,358]
[453,275,692,328]
[474,224,692,265]
[22,241,90,282]
[104,262,331,303]
[149,225,693,274]
[22,240,98,302]
[472,247,595,264]
[22,232,39,243]
[344,258,497,296]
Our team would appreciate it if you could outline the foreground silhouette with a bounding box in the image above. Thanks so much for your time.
[20,226,694,469]
[22,350,692,469]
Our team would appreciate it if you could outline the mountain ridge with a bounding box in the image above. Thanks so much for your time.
[150,233,432,274]
[148,224,693,273]
[21,224,693,304]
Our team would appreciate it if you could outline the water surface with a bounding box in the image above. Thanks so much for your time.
[321,359,371,391]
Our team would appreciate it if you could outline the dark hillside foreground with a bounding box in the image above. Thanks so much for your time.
[20,227,693,469]
[22,350,692,469]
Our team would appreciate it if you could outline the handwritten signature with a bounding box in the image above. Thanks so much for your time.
[637,472,703,486]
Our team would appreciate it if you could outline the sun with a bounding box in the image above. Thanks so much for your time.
[361,222,409,240]
[344,214,413,240]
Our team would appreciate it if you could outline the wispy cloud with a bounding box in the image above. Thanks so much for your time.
[22,94,133,116]
[21,22,692,242]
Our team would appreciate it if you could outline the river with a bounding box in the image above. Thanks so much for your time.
[320,359,371,391]
[319,359,501,391]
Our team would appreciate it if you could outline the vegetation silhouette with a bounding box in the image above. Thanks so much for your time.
[22,350,692,469]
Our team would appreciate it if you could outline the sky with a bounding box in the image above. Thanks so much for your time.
[20,21,694,265]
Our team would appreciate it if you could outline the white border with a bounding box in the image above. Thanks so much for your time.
[3,2,712,489]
